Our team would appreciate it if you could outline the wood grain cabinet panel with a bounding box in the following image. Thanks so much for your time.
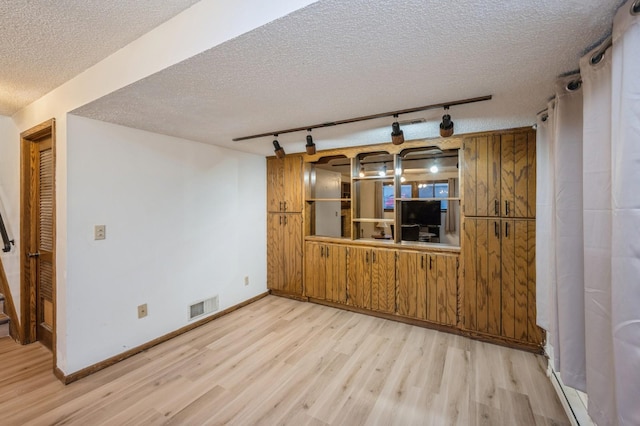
[267,156,303,213]
[463,136,501,218]
[267,213,303,296]
[370,249,396,314]
[305,242,347,303]
[397,250,458,326]
[396,251,423,319]
[500,132,536,218]
[347,247,372,309]
[463,218,542,345]
[464,131,535,219]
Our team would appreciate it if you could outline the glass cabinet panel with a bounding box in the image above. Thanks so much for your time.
[352,152,394,240]
[307,156,351,238]
[397,147,461,245]
[305,146,461,247]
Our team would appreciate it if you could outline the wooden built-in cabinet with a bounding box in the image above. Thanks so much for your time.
[267,155,305,296]
[267,126,542,353]
[305,242,347,303]
[267,155,303,213]
[463,131,536,218]
[463,218,542,344]
[343,247,397,312]
[345,246,371,309]
[462,129,542,348]
[267,212,303,296]
[397,251,458,326]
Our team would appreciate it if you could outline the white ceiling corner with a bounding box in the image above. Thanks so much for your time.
[0,0,200,116]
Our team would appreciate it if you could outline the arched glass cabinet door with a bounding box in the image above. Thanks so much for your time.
[397,147,461,246]
[306,155,352,238]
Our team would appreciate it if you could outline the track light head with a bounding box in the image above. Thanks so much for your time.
[273,138,285,159]
[440,113,454,137]
[305,130,316,155]
[391,117,404,145]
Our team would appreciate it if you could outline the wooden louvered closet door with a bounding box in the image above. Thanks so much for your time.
[35,138,54,349]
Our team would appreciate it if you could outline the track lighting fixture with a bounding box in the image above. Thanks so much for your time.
[378,165,388,177]
[273,136,285,159]
[440,107,454,137]
[430,165,439,173]
[391,115,404,145]
[359,166,365,178]
[233,95,492,142]
[305,129,316,155]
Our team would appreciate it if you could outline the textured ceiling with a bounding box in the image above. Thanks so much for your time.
[5,0,625,156]
[0,0,200,116]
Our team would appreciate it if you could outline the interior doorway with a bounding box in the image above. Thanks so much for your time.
[20,119,56,353]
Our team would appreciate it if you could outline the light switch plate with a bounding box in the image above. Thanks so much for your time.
[95,225,106,240]
[138,303,148,318]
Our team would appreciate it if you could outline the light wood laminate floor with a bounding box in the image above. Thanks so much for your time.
[0,296,569,425]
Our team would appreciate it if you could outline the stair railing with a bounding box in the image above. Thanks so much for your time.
[0,211,14,253]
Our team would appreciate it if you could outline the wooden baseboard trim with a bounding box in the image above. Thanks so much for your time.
[301,296,543,355]
[56,292,269,385]
[268,289,308,302]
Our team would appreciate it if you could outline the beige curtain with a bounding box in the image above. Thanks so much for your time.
[445,178,457,232]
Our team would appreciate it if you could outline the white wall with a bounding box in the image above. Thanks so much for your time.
[4,0,314,375]
[63,115,266,373]
[0,115,21,318]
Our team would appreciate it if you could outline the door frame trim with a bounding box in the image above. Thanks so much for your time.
[20,119,56,361]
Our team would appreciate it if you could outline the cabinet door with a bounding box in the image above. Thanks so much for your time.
[326,244,348,304]
[305,242,326,299]
[267,214,284,291]
[267,158,285,213]
[463,218,501,335]
[463,136,501,217]
[283,156,303,213]
[396,251,423,318]
[429,253,458,327]
[501,132,536,218]
[370,249,396,314]
[282,214,303,296]
[501,220,541,343]
[347,247,371,309]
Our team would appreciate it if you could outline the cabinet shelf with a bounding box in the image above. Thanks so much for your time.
[352,176,394,181]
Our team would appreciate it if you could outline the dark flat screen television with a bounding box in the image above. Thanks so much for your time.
[401,201,441,226]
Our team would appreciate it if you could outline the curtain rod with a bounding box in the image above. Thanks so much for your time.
[232,95,492,142]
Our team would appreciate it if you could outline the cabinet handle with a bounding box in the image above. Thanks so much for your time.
[372,251,376,262]
[505,200,510,216]
[421,255,425,269]
[366,252,369,264]
[279,201,283,211]
[284,216,288,225]
[320,246,324,257]
[495,221,500,238]
[429,256,433,270]
[326,246,329,257]
[279,216,282,225]
[495,200,499,215]
[284,201,287,211]
[505,222,510,238]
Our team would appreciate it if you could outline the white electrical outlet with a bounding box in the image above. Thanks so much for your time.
[95,225,106,240]
[244,276,250,286]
